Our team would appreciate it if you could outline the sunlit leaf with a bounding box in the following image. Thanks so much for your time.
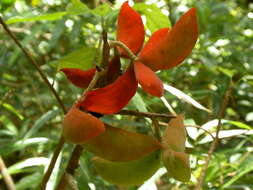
[163,84,211,113]
[6,12,67,24]
[67,0,90,15]
[133,3,171,33]
[57,46,99,71]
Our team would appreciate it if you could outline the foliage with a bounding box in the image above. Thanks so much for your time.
[0,0,253,189]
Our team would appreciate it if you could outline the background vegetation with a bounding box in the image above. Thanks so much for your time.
[0,0,253,189]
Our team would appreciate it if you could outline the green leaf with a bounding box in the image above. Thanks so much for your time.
[92,150,161,185]
[58,46,99,70]
[91,3,111,17]
[16,172,42,190]
[217,67,235,78]
[66,0,91,15]
[7,157,49,176]
[133,3,171,33]
[131,92,148,112]
[162,150,191,182]
[0,137,49,156]
[24,109,60,139]
[2,103,24,120]
[6,12,67,24]
[164,84,211,113]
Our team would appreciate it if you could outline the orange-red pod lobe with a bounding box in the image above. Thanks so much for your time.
[79,66,138,114]
[117,2,145,56]
[61,68,96,89]
[63,107,105,144]
[139,28,170,64]
[134,61,164,97]
[138,8,198,71]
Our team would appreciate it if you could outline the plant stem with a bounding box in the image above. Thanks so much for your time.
[195,80,233,190]
[40,136,65,190]
[117,110,176,119]
[151,118,162,141]
[0,156,16,190]
[0,17,67,114]
[110,40,137,61]
[0,16,68,190]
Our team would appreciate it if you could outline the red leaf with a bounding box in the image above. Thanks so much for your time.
[134,61,164,97]
[117,2,145,57]
[138,8,198,71]
[61,68,96,89]
[63,107,105,144]
[79,66,138,114]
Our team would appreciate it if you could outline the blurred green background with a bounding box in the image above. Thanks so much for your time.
[0,0,253,189]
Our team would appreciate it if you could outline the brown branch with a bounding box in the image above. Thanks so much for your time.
[0,156,16,190]
[0,17,67,189]
[117,110,176,119]
[40,136,65,190]
[151,118,161,141]
[195,80,233,190]
[0,17,67,114]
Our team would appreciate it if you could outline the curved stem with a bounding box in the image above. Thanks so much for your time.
[110,41,137,61]
[195,80,233,190]
[0,17,67,189]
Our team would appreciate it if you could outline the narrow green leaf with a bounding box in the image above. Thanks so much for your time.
[58,46,99,70]
[24,109,60,139]
[6,12,67,24]
[7,157,49,176]
[164,84,211,113]
[16,172,42,190]
[0,137,49,156]
[2,103,24,120]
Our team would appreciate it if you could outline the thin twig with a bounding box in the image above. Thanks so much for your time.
[151,118,162,141]
[0,17,67,114]
[158,122,215,140]
[0,156,16,190]
[40,136,65,190]
[0,17,67,189]
[117,110,176,119]
[195,80,233,190]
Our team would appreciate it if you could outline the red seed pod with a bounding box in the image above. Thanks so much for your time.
[63,107,105,144]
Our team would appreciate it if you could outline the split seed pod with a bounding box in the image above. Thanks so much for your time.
[63,107,105,144]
